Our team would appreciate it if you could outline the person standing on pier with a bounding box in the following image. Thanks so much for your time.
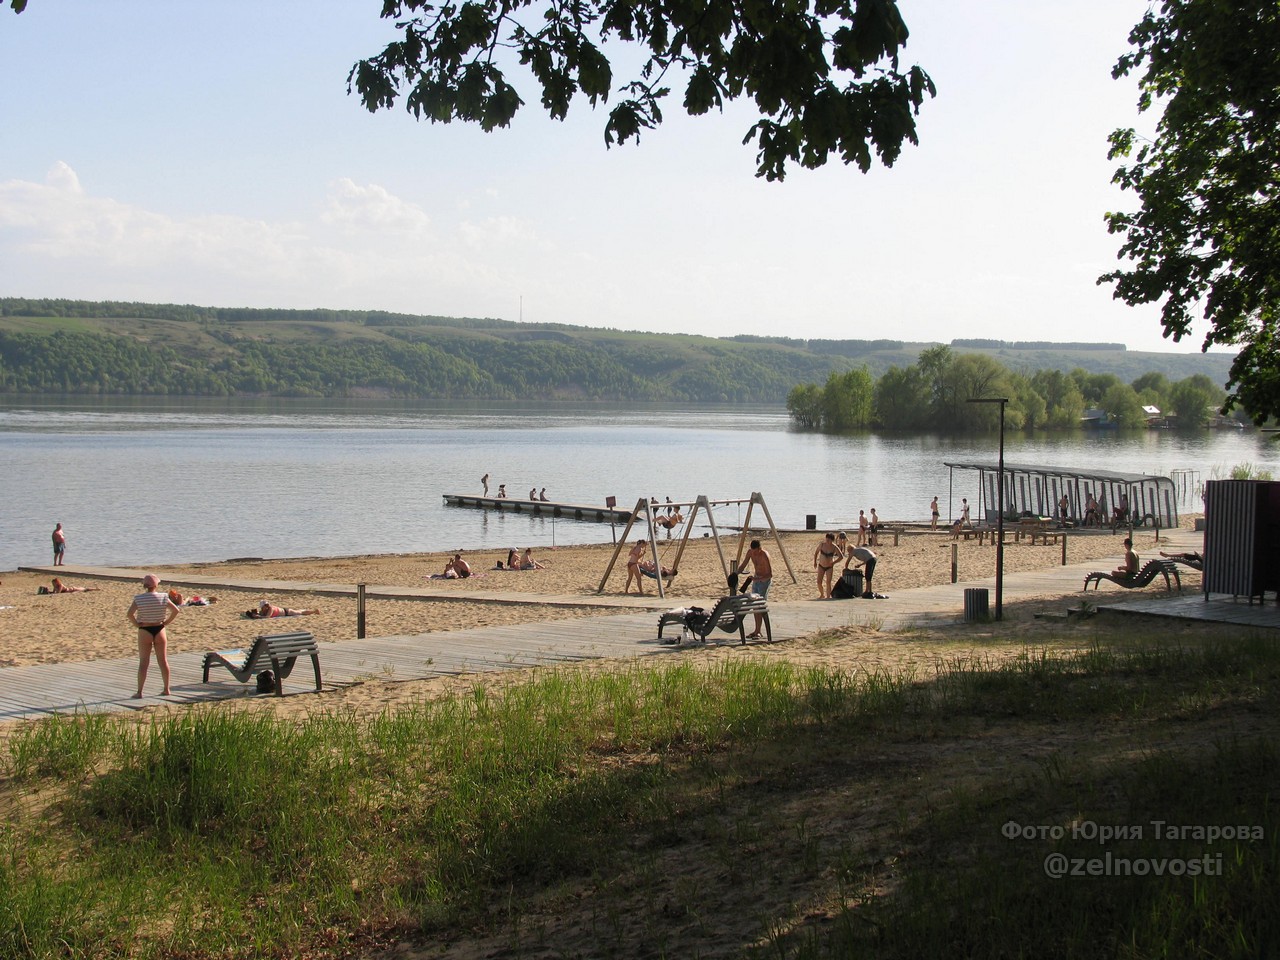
[481,474,489,496]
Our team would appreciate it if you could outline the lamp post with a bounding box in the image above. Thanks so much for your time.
[967,397,1008,620]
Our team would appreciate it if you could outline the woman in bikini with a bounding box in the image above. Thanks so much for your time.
[625,538,648,594]
[126,573,180,698]
[813,532,844,599]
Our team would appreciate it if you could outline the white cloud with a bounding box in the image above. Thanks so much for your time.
[0,164,548,315]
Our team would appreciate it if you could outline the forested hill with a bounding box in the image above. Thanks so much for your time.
[0,299,1235,402]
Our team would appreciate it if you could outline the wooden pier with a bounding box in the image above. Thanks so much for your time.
[442,493,632,524]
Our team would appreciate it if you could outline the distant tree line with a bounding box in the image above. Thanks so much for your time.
[0,299,1236,405]
[786,346,1233,431]
[951,339,1126,352]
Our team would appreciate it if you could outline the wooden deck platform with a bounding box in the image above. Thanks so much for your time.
[442,493,633,524]
[6,527,1272,724]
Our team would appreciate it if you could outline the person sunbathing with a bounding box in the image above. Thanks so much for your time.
[247,601,319,619]
[51,577,100,593]
[440,554,472,578]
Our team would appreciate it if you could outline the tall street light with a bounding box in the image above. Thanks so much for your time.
[967,397,1008,620]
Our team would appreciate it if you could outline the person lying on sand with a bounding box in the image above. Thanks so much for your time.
[246,601,319,619]
[50,577,101,593]
[167,589,219,606]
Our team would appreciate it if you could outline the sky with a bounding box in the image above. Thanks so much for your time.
[0,0,1215,354]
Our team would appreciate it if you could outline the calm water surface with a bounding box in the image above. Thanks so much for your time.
[1,398,1274,572]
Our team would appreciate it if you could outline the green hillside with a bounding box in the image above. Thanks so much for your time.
[0,298,1235,402]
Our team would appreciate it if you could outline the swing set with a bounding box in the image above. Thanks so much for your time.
[596,492,797,599]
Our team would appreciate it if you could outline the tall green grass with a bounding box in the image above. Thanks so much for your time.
[2,635,1277,958]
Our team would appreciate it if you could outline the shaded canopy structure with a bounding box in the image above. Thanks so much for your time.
[943,462,1179,528]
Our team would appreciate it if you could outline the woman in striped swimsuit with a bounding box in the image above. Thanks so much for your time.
[126,573,180,698]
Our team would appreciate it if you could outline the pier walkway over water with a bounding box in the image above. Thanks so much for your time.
[3,528,1274,723]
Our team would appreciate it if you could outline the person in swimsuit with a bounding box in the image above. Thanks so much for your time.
[481,473,490,496]
[813,532,843,599]
[857,510,868,545]
[250,601,319,619]
[735,539,773,638]
[126,573,180,698]
[51,577,100,593]
[1112,538,1139,578]
[520,547,545,570]
[52,523,66,565]
[930,497,939,530]
[442,554,472,578]
[625,538,648,594]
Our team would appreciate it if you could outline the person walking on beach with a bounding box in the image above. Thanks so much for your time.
[735,539,773,638]
[625,539,648,594]
[930,497,939,530]
[813,532,843,599]
[844,544,878,598]
[126,573,179,698]
[52,523,66,565]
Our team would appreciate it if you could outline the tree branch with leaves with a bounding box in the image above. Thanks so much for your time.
[347,0,934,181]
[1101,0,1280,424]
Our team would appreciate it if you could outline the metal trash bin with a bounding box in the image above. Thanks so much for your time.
[963,587,989,622]
[805,514,817,530]
[841,569,864,596]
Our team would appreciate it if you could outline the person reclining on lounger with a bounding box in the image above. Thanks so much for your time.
[1160,550,1203,569]
[1111,539,1139,578]
[247,600,319,619]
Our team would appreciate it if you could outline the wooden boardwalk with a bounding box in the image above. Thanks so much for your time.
[6,527,1272,724]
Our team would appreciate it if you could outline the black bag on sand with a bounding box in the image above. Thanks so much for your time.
[256,670,275,693]
[832,578,856,600]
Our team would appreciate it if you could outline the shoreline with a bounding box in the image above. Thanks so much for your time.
[0,522,1192,672]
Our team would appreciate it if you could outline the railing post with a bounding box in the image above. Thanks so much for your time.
[357,582,366,640]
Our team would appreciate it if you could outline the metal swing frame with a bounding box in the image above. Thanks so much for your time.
[596,492,797,599]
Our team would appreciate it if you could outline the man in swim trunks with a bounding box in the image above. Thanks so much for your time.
[930,497,939,530]
[443,554,472,578]
[735,539,773,638]
[52,523,66,565]
[813,532,843,599]
[126,573,180,698]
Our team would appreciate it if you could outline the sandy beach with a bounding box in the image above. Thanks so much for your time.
[1,522,1189,674]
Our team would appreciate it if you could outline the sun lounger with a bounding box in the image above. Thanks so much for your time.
[658,594,771,644]
[201,631,322,696]
[1083,559,1181,592]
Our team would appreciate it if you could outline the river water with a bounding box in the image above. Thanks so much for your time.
[1,397,1273,572]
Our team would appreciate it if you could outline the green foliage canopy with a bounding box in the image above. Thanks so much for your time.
[1102,0,1280,423]
[346,0,935,180]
